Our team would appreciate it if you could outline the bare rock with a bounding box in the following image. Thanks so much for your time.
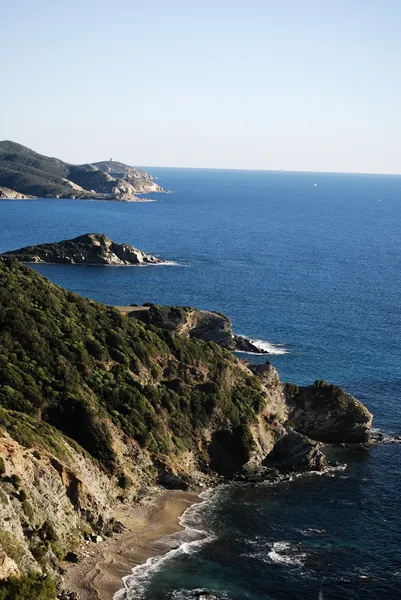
[263,430,327,473]
[2,233,164,266]
[285,380,373,443]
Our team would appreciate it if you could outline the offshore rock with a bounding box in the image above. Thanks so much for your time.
[284,380,373,443]
[2,233,164,266]
[262,430,327,473]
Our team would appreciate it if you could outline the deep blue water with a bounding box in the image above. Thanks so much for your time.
[1,168,401,599]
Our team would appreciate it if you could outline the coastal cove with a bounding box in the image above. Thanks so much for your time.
[0,168,401,599]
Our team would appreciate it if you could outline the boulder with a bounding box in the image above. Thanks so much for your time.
[262,431,327,472]
[0,551,20,580]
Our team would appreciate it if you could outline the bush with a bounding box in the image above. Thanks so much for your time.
[9,474,21,489]
[0,572,56,600]
[39,521,57,543]
[0,457,5,476]
[22,500,34,521]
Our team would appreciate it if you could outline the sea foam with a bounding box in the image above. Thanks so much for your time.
[236,336,289,355]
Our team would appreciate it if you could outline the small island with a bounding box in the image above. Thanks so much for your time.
[2,233,165,266]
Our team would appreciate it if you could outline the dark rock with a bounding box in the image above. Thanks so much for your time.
[233,334,269,354]
[64,552,79,563]
[262,431,327,473]
[3,233,164,266]
[284,380,372,443]
[157,469,189,490]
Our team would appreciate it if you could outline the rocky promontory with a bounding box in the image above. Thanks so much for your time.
[2,233,164,266]
[0,187,35,199]
[124,303,270,354]
[0,141,164,201]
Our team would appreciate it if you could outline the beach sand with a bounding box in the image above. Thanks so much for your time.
[62,490,201,600]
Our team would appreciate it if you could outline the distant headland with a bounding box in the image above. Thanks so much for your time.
[0,140,163,201]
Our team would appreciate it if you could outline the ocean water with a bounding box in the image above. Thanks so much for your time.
[1,168,401,599]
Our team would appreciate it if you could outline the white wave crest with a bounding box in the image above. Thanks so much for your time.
[237,337,289,355]
[267,541,307,567]
[371,428,401,444]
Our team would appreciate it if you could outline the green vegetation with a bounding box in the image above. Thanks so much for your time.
[0,530,26,565]
[0,457,5,476]
[0,572,56,600]
[0,258,265,471]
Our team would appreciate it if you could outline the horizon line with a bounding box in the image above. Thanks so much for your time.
[136,165,401,177]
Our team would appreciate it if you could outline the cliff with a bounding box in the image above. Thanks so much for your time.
[2,233,164,266]
[0,141,163,201]
[0,258,372,595]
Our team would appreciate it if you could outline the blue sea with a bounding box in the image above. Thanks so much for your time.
[1,168,401,599]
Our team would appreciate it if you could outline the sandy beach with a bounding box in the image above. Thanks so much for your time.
[62,490,201,600]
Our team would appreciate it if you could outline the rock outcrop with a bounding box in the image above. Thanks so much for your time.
[263,430,327,473]
[284,380,373,443]
[126,304,270,353]
[0,187,35,199]
[2,233,164,266]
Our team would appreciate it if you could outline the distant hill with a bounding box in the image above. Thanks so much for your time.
[0,141,163,200]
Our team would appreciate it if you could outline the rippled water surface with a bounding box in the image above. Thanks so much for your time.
[1,168,401,599]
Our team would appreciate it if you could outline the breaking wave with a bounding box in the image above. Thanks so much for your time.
[236,336,289,355]
[114,490,216,600]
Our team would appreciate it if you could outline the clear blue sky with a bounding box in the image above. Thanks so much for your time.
[2,0,401,173]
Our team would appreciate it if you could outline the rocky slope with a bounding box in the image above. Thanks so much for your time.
[125,304,270,354]
[0,187,35,200]
[2,233,164,266]
[0,141,163,201]
[0,258,372,595]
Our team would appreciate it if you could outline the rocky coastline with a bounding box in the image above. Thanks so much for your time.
[0,258,373,600]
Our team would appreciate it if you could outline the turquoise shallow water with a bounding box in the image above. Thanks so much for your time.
[1,168,401,599]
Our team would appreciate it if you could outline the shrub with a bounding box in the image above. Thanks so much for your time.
[38,521,57,543]
[9,474,21,489]
[22,500,34,521]
[0,457,5,476]
[0,572,56,600]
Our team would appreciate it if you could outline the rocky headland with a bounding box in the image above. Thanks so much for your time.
[123,303,271,354]
[2,233,164,266]
[0,141,163,201]
[0,187,35,200]
[0,258,373,599]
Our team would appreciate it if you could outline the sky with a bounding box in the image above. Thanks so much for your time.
[1,0,401,173]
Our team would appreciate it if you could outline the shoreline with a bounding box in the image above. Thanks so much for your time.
[62,490,201,600]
